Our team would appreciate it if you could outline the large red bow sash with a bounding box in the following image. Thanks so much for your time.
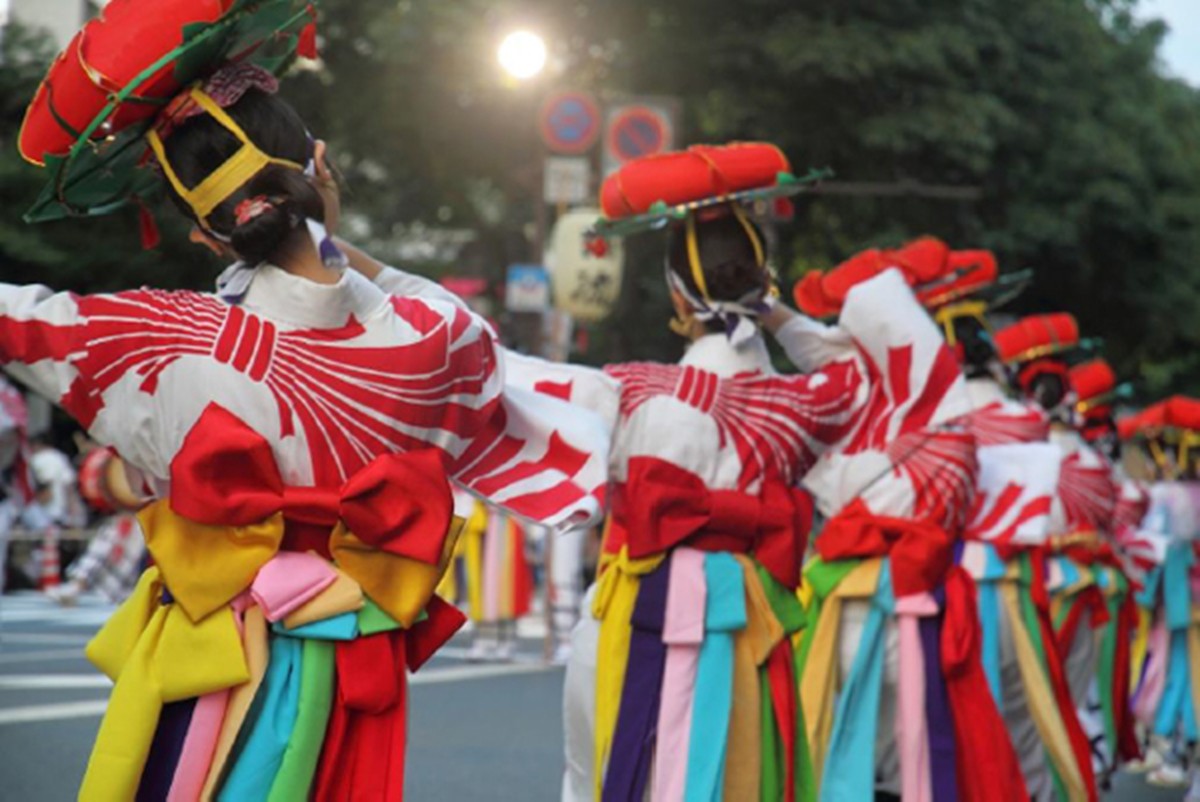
[816,499,956,597]
[171,404,452,565]
[620,457,812,588]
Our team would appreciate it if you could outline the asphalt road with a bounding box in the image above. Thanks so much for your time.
[0,592,1184,801]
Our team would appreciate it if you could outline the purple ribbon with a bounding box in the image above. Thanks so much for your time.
[920,593,959,802]
[136,698,197,801]
[603,562,670,801]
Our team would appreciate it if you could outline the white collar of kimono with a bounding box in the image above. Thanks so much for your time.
[681,331,774,377]
[229,262,390,330]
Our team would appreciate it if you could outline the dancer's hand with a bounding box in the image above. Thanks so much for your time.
[313,140,340,235]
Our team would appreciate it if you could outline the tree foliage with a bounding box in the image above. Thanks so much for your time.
[1,1,1199,398]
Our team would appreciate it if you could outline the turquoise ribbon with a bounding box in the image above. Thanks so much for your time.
[1136,564,1163,610]
[273,612,359,641]
[819,560,894,802]
[975,544,1006,705]
[1154,628,1198,740]
[1163,542,1193,632]
[218,634,302,801]
[1154,542,1197,740]
[683,553,747,802]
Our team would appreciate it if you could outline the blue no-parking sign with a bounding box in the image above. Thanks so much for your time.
[603,99,678,176]
[540,91,601,155]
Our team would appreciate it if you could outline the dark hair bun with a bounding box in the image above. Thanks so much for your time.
[160,88,323,265]
[228,166,324,266]
[666,209,770,303]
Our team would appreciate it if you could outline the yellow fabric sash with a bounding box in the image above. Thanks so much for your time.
[724,555,785,802]
[800,558,883,789]
[999,582,1087,800]
[591,547,664,800]
[1131,606,1151,689]
[141,499,462,628]
[80,569,249,801]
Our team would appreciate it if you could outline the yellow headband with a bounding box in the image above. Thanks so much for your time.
[146,87,304,223]
[683,205,766,301]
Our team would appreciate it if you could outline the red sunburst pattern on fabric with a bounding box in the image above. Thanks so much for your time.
[884,429,978,529]
[966,480,1054,545]
[606,358,864,487]
[966,401,1050,446]
[0,290,591,498]
[1056,451,1117,533]
[1111,481,1149,533]
[845,342,962,454]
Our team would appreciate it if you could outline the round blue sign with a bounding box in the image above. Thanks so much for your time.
[608,107,668,162]
[540,92,601,155]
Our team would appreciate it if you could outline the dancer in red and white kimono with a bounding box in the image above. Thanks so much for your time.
[995,315,1122,794]
[799,238,1086,801]
[5,4,607,800]
[1064,359,1142,783]
[1116,398,1200,791]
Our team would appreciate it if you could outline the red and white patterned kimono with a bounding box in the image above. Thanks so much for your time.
[958,378,1090,801]
[798,297,1033,802]
[0,265,608,800]
[507,287,868,802]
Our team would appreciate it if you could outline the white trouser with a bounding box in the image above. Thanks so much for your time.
[995,589,1054,801]
[562,583,599,802]
[551,527,587,643]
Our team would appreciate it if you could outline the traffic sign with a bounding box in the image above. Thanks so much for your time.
[506,264,551,313]
[539,91,601,155]
[603,99,678,176]
[543,156,592,205]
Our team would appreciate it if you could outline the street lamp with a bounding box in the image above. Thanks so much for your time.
[497,30,547,81]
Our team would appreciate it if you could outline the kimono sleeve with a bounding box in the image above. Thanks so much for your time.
[374,266,472,312]
[502,350,621,438]
[772,312,856,373]
[0,284,87,406]
[390,300,612,531]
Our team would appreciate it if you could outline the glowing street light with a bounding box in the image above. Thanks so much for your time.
[498,30,547,81]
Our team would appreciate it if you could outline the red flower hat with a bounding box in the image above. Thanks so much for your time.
[794,236,999,318]
[993,313,1080,366]
[1117,396,1200,440]
[592,142,829,238]
[18,0,318,223]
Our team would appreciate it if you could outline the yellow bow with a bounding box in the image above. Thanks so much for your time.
[140,499,463,628]
[80,568,249,801]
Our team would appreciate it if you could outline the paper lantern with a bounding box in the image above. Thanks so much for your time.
[547,208,624,323]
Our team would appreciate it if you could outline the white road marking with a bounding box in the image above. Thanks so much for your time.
[0,648,87,665]
[0,633,91,646]
[0,674,110,690]
[0,700,108,726]
[0,663,557,725]
[410,663,555,685]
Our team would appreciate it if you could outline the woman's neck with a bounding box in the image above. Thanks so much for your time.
[275,235,340,285]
